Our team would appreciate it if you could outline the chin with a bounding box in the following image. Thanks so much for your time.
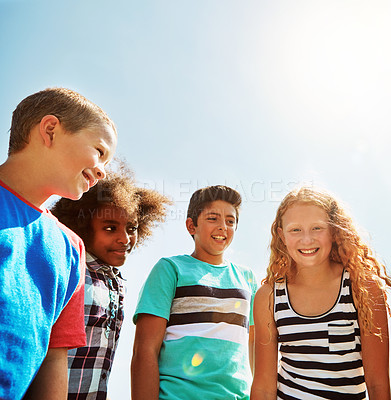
[72,192,84,200]
[110,261,125,267]
[109,257,127,267]
[60,188,84,201]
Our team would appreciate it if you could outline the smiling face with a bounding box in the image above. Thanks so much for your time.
[87,204,138,266]
[278,203,333,270]
[186,200,237,265]
[51,122,117,200]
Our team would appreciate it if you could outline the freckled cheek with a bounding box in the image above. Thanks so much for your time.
[226,230,235,244]
[285,239,299,254]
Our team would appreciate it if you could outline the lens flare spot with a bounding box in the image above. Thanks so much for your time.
[191,353,203,367]
[234,301,241,309]
[182,350,206,376]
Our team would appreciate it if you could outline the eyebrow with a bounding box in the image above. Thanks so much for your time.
[127,221,138,226]
[206,212,236,219]
[100,219,138,225]
[100,219,120,224]
[285,220,328,227]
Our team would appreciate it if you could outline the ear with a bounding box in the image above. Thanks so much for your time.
[39,115,61,147]
[186,217,196,235]
[277,227,286,244]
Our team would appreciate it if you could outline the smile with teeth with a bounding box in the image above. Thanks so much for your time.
[82,172,90,182]
[299,248,319,255]
[82,172,95,188]
[212,235,226,240]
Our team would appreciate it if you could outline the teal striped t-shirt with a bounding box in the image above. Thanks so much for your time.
[134,255,257,400]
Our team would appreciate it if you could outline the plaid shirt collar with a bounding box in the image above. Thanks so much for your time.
[85,252,125,280]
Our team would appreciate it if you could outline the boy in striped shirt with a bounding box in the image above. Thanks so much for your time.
[131,185,257,400]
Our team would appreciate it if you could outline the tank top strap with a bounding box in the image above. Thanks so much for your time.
[339,269,355,307]
[274,279,289,317]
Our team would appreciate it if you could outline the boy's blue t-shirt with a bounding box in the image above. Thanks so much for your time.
[0,181,84,399]
[134,255,258,400]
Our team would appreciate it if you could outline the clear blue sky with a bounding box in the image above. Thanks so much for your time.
[1,1,390,398]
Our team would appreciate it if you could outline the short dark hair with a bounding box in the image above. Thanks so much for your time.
[9,87,116,155]
[187,185,242,226]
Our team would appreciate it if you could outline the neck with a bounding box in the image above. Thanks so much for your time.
[0,156,50,209]
[290,260,342,285]
[191,250,225,266]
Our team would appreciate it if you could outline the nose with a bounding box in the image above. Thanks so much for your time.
[94,164,106,181]
[117,229,130,245]
[218,220,228,230]
[301,231,313,245]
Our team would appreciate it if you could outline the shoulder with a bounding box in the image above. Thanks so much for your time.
[347,269,387,306]
[224,261,258,289]
[154,254,206,272]
[229,260,256,277]
[230,260,252,271]
[151,255,186,272]
[46,211,84,252]
[142,256,185,284]
[166,254,191,262]
[362,274,387,302]
[157,254,190,265]
[254,283,274,309]
[252,283,276,330]
[255,282,274,298]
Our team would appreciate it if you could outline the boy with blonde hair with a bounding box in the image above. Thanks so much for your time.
[0,87,117,400]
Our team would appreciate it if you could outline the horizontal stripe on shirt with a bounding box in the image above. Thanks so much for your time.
[165,321,248,344]
[168,311,248,327]
[281,367,365,387]
[278,374,366,400]
[281,356,363,372]
[170,296,249,316]
[174,285,250,300]
[276,311,358,327]
[280,343,361,356]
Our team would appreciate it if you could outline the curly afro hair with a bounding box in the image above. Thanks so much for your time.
[50,160,171,248]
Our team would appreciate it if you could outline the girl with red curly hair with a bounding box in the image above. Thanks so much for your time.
[251,186,390,400]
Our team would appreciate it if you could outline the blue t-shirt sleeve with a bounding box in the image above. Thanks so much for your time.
[133,258,178,324]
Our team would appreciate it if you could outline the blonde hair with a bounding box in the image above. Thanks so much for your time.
[266,185,391,336]
[9,87,116,155]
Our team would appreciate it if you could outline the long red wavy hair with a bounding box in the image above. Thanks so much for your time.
[265,186,390,337]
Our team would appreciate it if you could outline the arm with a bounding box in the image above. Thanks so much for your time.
[131,314,167,400]
[359,281,390,400]
[250,284,279,400]
[249,324,255,374]
[23,347,68,400]
[249,269,258,375]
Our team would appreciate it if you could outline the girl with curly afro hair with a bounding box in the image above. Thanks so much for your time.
[50,161,171,399]
[251,186,390,400]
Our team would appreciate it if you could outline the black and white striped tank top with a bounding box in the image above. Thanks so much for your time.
[274,270,366,399]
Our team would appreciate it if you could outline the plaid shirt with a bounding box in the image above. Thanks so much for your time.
[68,253,125,400]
